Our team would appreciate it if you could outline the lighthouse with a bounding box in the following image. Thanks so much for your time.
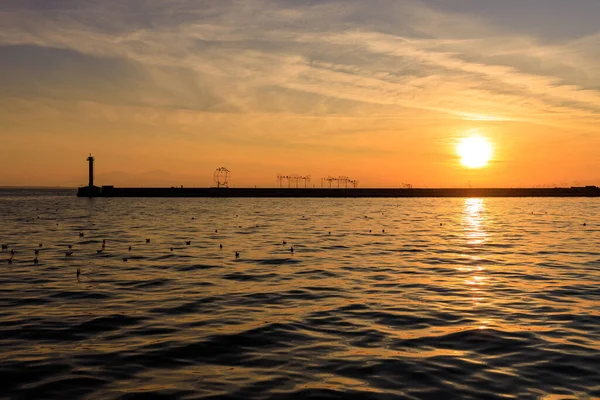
[77,154,101,197]
[87,154,95,187]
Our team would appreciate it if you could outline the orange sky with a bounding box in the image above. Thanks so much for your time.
[1,1,599,188]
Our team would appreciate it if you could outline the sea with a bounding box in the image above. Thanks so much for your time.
[0,189,599,399]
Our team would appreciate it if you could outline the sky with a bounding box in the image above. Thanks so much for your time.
[1,0,599,188]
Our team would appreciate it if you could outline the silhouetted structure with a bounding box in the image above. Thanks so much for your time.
[213,167,230,188]
[76,156,600,198]
[278,174,311,188]
[322,176,338,188]
[87,154,95,187]
[78,154,101,196]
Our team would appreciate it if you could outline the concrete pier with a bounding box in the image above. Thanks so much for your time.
[77,186,600,198]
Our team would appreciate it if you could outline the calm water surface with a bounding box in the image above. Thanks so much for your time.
[1,190,599,399]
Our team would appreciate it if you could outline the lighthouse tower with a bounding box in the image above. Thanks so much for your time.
[87,154,95,187]
[77,154,101,197]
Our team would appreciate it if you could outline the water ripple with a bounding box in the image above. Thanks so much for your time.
[0,191,599,399]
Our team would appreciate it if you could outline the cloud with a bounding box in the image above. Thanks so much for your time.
[0,0,599,188]
[1,0,599,130]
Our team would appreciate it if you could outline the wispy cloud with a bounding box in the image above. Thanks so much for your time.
[1,1,599,126]
[0,0,599,186]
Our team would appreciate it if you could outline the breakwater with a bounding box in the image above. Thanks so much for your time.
[77,186,600,198]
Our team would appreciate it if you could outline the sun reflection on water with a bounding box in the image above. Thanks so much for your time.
[464,198,487,245]
[462,198,489,319]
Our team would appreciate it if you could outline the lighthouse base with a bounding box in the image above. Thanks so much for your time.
[77,185,101,197]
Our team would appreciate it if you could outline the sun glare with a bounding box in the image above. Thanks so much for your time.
[457,136,493,169]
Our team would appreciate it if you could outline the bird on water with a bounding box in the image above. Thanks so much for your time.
[128,246,132,251]
[290,246,294,254]
[76,268,81,279]
[185,241,191,246]
[219,244,223,249]
[146,239,151,243]
[34,249,39,255]
[65,251,73,257]
[235,251,240,259]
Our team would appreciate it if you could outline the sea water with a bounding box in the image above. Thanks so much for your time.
[0,190,599,399]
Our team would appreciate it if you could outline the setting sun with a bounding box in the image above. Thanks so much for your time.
[457,136,493,169]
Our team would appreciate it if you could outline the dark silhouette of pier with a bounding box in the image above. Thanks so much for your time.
[76,185,600,198]
[77,155,600,198]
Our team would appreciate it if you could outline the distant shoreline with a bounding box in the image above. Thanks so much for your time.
[0,186,76,190]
